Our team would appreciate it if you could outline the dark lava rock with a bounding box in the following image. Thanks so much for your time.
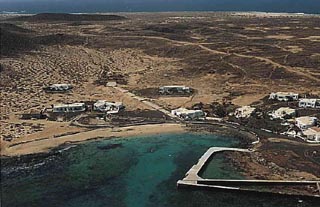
[0,24,35,56]
[0,23,85,56]
[97,143,123,150]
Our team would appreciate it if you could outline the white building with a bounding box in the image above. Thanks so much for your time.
[234,106,256,119]
[93,100,124,114]
[44,84,73,92]
[298,99,320,109]
[295,116,317,130]
[303,127,320,142]
[159,86,191,95]
[270,107,296,119]
[269,92,299,101]
[52,103,86,113]
[171,108,205,120]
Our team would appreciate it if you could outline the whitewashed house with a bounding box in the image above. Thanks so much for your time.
[298,99,320,109]
[171,108,205,120]
[159,86,191,95]
[269,92,299,101]
[270,107,296,119]
[303,127,320,142]
[93,100,124,114]
[295,116,318,130]
[44,84,73,92]
[52,103,86,113]
[234,106,256,119]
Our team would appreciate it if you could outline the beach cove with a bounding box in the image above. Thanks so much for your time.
[2,132,319,207]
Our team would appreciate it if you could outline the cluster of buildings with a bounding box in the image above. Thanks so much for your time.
[268,92,320,143]
[159,86,205,120]
[269,92,320,109]
[51,100,124,114]
[46,85,196,121]
[42,84,319,142]
[231,92,320,143]
[43,84,125,116]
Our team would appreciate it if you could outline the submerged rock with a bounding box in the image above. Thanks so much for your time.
[97,143,123,150]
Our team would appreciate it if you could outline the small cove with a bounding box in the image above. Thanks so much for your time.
[1,133,318,207]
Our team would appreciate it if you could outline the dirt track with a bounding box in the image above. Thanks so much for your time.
[107,35,319,82]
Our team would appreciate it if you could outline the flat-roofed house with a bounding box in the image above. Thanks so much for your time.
[52,103,86,113]
[303,127,320,142]
[269,92,299,101]
[44,84,73,92]
[171,108,205,120]
[298,98,320,109]
[234,106,256,119]
[270,107,296,119]
[159,86,191,95]
[295,116,317,130]
[93,100,124,114]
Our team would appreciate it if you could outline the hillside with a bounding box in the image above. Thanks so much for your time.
[0,23,85,56]
[0,23,35,56]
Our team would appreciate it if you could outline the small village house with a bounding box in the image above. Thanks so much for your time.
[159,86,191,95]
[270,107,296,119]
[93,100,124,114]
[269,92,299,101]
[44,84,73,92]
[171,108,205,120]
[52,103,86,113]
[234,106,256,119]
[298,98,320,109]
[295,116,318,130]
[302,127,320,142]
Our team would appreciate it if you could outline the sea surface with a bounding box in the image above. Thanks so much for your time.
[1,133,319,207]
[1,0,320,14]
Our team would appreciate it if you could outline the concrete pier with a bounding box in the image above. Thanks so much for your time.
[177,147,320,196]
[181,147,250,184]
[198,179,320,186]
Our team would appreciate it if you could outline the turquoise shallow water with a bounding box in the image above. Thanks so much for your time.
[1,133,319,207]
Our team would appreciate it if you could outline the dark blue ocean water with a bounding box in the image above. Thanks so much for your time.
[1,133,319,207]
[1,0,320,14]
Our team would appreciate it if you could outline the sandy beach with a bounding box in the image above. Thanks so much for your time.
[2,123,185,156]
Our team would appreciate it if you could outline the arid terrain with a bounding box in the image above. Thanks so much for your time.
[0,12,319,196]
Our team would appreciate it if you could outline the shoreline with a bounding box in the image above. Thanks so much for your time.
[1,120,259,157]
[1,123,185,157]
[2,122,319,198]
